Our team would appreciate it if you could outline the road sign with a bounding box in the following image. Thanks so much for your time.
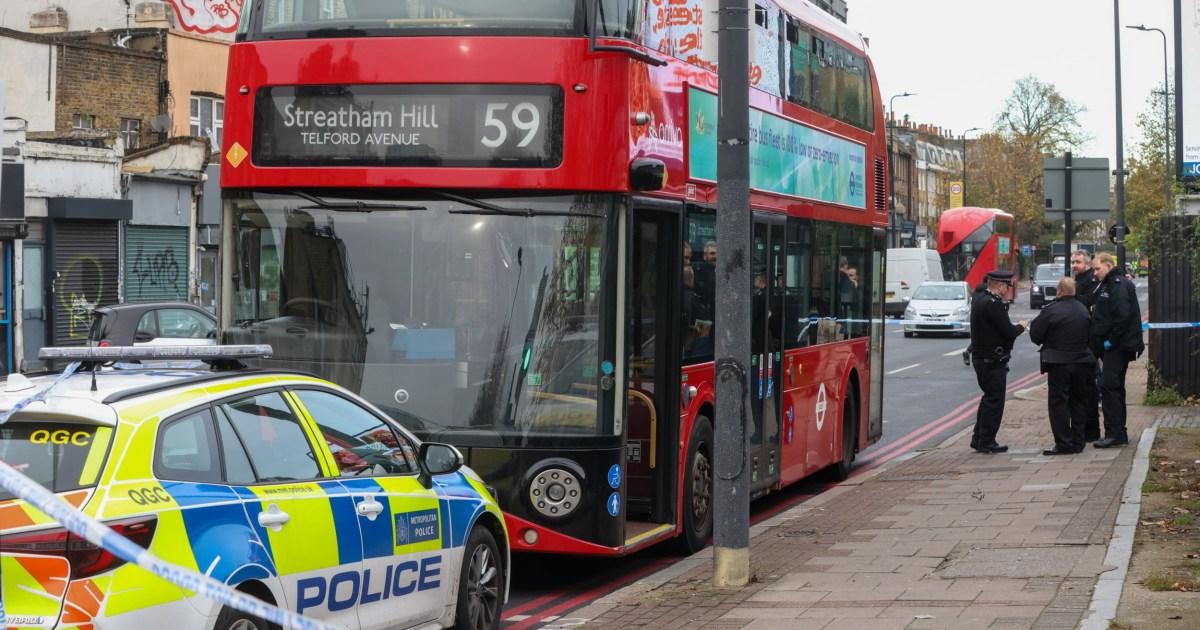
[1044,156,1111,221]
[949,181,963,208]
[1021,244,1032,256]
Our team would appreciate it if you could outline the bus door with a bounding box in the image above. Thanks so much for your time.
[624,203,681,538]
[751,213,785,494]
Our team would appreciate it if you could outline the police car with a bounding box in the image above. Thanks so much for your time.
[0,346,507,630]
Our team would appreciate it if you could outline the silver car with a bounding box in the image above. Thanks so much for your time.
[902,281,972,337]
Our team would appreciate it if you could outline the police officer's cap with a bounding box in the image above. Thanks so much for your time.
[985,269,1015,283]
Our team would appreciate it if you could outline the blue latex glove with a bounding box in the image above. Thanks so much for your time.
[1103,340,1113,350]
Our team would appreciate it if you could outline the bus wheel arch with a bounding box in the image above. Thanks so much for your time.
[675,412,713,555]
[827,370,860,482]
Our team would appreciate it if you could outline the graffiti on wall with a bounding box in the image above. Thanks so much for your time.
[129,247,184,300]
[57,255,106,340]
[166,0,244,34]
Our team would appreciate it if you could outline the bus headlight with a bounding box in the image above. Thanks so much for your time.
[529,467,582,519]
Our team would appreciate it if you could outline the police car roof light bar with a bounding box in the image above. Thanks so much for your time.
[38,345,274,362]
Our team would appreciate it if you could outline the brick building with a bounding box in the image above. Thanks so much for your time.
[0,2,231,371]
[887,115,963,248]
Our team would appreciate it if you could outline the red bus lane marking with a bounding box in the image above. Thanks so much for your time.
[503,370,1045,626]
[856,369,1042,468]
[504,557,676,629]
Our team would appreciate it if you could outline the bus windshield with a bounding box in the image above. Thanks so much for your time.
[247,0,591,39]
[940,220,993,282]
[226,191,615,444]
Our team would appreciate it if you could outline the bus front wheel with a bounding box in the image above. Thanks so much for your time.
[676,415,714,555]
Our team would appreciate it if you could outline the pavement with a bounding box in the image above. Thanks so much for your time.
[565,358,1199,630]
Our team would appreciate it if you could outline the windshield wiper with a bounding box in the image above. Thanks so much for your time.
[305,27,369,38]
[430,190,604,218]
[283,191,427,212]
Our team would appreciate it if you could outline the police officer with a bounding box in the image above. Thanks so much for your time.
[969,270,1027,453]
[962,281,987,367]
[1029,277,1096,455]
[1071,250,1102,442]
[1090,252,1144,448]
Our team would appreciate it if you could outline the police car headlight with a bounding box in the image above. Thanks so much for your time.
[904,306,916,318]
[529,467,582,519]
[954,306,970,316]
[1032,285,1041,293]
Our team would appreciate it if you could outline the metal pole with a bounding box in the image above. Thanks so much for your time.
[1064,151,1073,277]
[713,0,751,589]
[962,127,981,206]
[1113,0,1128,270]
[1160,27,1171,214]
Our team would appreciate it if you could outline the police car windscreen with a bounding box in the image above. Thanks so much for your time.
[0,423,105,501]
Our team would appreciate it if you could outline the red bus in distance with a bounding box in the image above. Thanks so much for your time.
[220,0,887,558]
[938,207,1017,290]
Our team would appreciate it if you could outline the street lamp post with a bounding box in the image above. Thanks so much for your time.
[1112,0,1128,270]
[1127,24,1172,214]
[961,127,982,206]
[888,92,915,246]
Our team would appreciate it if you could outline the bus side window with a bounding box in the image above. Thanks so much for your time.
[784,218,813,349]
[837,224,869,339]
[786,18,810,107]
[683,208,716,364]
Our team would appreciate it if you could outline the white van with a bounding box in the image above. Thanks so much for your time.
[886,248,944,317]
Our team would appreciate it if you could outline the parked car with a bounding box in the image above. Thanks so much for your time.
[902,281,972,337]
[1030,264,1066,309]
[88,302,217,347]
[886,248,944,317]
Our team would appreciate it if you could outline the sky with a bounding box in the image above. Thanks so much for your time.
[846,0,1177,163]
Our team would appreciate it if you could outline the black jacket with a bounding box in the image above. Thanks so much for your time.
[1074,268,1100,311]
[1029,295,1096,364]
[1090,274,1144,357]
[969,290,1025,358]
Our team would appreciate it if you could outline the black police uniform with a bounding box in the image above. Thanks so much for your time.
[1029,295,1096,454]
[1073,268,1102,441]
[968,272,1026,452]
[962,282,987,367]
[1090,272,1143,446]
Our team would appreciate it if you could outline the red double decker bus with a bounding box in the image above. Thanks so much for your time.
[220,0,886,557]
[938,207,1017,289]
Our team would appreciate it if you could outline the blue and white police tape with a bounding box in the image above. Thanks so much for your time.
[1142,322,1200,330]
[0,365,333,630]
[0,361,81,425]
[0,457,334,630]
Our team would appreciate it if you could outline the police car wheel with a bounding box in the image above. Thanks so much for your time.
[455,526,502,630]
[215,605,280,630]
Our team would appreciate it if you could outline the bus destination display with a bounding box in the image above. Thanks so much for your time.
[253,85,562,168]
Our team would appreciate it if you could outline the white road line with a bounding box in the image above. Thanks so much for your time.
[887,363,921,375]
[943,347,969,357]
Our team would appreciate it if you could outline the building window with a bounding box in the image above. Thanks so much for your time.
[72,113,96,130]
[190,96,224,149]
[120,118,141,151]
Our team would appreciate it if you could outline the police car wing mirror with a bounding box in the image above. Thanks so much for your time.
[418,442,464,487]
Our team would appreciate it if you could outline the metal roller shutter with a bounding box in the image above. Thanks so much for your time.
[52,221,120,346]
[125,225,189,304]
